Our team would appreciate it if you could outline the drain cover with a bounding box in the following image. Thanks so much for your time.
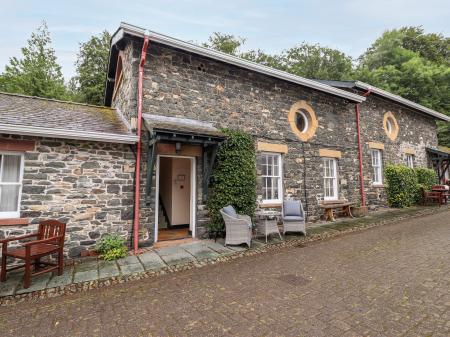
[278,274,311,286]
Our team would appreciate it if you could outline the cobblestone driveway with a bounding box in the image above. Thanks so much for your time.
[1,210,449,337]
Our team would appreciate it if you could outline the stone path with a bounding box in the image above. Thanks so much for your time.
[0,240,247,297]
[0,209,449,336]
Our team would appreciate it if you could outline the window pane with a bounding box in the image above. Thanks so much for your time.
[1,155,21,183]
[0,185,20,212]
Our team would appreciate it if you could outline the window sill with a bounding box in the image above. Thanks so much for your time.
[259,202,282,208]
[0,218,29,226]
[371,184,385,188]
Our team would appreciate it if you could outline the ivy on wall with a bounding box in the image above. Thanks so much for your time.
[206,129,257,232]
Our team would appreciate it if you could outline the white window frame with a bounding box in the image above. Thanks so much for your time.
[260,152,283,204]
[323,158,338,201]
[296,110,309,133]
[371,149,383,185]
[405,154,414,168]
[0,152,25,219]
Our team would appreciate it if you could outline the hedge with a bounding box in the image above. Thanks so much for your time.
[384,164,438,208]
[206,129,257,232]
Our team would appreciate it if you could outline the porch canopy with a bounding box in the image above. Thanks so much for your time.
[143,114,226,202]
[426,146,450,183]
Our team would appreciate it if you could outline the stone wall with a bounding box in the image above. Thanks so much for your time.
[114,40,363,226]
[358,93,438,209]
[0,134,136,258]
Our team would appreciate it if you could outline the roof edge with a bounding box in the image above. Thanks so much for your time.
[0,123,138,144]
[0,91,116,110]
[108,22,365,104]
[353,81,450,122]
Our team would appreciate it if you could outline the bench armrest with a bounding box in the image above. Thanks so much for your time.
[23,236,64,247]
[0,233,38,244]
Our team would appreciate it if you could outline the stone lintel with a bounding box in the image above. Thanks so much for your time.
[257,142,288,154]
[368,142,385,150]
[403,148,416,155]
[319,148,342,159]
[0,139,35,152]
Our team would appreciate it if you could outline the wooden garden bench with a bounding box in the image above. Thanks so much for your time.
[0,220,66,289]
[319,201,354,222]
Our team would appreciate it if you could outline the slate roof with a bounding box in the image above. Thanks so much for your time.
[143,114,224,137]
[0,92,137,143]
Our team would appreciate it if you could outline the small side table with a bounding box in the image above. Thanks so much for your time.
[254,210,282,243]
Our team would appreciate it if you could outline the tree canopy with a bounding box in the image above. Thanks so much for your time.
[0,22,67,99]
[72,30,111,105]
[203,28,449,146]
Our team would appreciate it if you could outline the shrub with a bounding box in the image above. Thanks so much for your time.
[415,167,437,190]
[384,164,418,208]
[206,129,257,232]
[95,233,128,261]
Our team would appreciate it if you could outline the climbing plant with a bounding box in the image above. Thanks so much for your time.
[206,129,257,232]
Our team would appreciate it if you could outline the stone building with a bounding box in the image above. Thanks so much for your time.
[0,22,448,257]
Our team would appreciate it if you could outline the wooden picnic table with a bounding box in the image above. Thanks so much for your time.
[319,201,354,222]
[431,185,449,204]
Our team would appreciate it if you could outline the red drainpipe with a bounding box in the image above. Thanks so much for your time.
[355,89,372,208]
[133,36,149,253]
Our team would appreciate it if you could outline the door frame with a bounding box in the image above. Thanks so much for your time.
[154,154,196,243]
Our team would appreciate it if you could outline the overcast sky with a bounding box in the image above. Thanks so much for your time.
[0,0,449,80]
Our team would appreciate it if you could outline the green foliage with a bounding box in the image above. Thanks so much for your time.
[280,43,354,80]
[0,21,68,99]
[203,33,353,80]
[206,129,257,231]
[202,32,245,55]
[95,233,128,261]
[415,167,438,190]
[384,164,419,208]
[384,165,438,207]
[71,31,111,105]
[356,27,450,145]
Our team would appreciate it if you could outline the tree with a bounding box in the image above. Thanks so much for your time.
[356,27,450,146]
[281,43,354,80]
[202,32,245,55]
[0,21,67,99]
[72,30,111,105]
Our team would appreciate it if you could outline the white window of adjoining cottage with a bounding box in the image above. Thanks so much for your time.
[0,153,24,218]
[371,149,383,185]
[260,153,283,203]
[406,154,414,168]
[323,158,338,200]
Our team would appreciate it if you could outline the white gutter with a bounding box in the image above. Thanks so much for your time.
[355,81,450,122]
[115,22,365,104]
[0,123,139,144]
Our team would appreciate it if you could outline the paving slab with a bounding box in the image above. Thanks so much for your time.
[156,246,196,266]
[16,273,52,295]
[138,252,166,271]
[98,261,120,279]
[203,240,235,254]
[119,262,144,275]
[46,266,74,288]
[179,242,220,260]
[73,260,99,283]
[0,272,22,296]
[225,245,248,252]
[117,255,141,266]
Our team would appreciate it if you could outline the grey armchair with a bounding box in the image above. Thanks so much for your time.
[220,206,252,247]
[282,200,306,236]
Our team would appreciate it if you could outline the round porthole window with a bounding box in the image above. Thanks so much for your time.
[295,109,309,133]
[288,100,318,142]
[383,111,399,141]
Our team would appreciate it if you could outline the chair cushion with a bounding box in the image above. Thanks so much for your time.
[283,200,301,216]
[283,215,304,221]
[222,205,237,217]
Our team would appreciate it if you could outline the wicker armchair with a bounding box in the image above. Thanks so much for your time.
[282,200,306,236]
[220,206,252,247]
